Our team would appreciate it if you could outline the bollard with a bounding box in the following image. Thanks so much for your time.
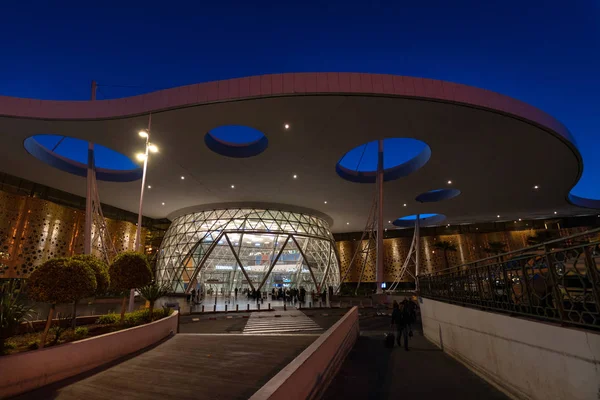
[225,304,228,312]
[319,301,322,308]
[214,295,217,305]
[261,298,264,304]
[284,303,287,311]
[247,303,250,312]
[298,303,302,310]
[268,303,271,310]
[202,305,205,313]
[309,302,312,308]
[213,304,216,312]
[258,303,260,311]
[236,304,239,312]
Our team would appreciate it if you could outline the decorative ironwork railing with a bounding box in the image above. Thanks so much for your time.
[418,228,600,330]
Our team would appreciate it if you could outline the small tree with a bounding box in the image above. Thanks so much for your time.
[70,255,110,328]
[433,240,457,270]
[138,281,172,320]
[109,252,152,323]
[0,279,32,353]
[71,255,110,295]
[28,258,97,348]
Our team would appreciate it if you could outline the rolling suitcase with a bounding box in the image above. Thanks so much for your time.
[385,332,395,348]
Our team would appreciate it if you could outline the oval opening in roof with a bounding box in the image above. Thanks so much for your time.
[336,138,430,183]
[205,125,268,158]
[23,134,142,182]
[393,213,446,228]
[416,188,461,203]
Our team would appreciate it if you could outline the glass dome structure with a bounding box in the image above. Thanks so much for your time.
[156,207,340,294]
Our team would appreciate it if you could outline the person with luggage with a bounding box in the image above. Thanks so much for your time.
[391,300,410,350]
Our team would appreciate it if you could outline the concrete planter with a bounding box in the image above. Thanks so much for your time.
[0,310,179,398]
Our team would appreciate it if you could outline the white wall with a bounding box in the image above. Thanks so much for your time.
[420,298,600,400]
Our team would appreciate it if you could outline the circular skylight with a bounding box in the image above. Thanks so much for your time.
[205,125,268,158]
[24,134,141,182]
[416,188,461,203]
[336,138,430,183]
[393,213,446,228]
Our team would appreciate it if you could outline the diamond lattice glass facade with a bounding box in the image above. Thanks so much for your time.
[156,207,340,294]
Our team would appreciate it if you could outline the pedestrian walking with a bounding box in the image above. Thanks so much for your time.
[391,300,410,350]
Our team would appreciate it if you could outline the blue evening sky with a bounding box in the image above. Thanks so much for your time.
[1,1,598,199]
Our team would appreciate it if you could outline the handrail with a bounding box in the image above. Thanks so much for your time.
[426,227,600,276]
[418,228,600,331]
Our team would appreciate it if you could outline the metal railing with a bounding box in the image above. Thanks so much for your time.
[419,228,600,330]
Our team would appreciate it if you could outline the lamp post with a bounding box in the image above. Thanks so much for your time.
[128,115,158,311]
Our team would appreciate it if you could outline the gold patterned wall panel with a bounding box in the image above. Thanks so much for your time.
[0,191,146,278]
[337,226,594,283]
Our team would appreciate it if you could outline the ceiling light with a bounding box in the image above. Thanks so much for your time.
[231,184,235,189]
[138,130,148,138]
[432,250,435,254]
[284,123,290,129]
[293,174,297,179]
[324,201,327,204]
[403,203,407,207]
[181,176,185,180]
[554,211,557,214]
[518,218,522,221]
[447,180,452,184]
[497,215,500,218]
[147,185,151,189]
[161,202,165,206]
[346,222,350,225]
[533,185,539,190]
[148,144,158,153]
[136,153,147,161]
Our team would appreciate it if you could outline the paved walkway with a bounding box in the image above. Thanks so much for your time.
[324,313,508,400]
[243,309,323,334]
[14,334,316,400]
[178,309,343,334]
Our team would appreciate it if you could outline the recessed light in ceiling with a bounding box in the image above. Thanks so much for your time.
[284,123,290,130]
[403,203,407,207]
[162,202,165,206]
[231,184,235,189]
[447,180,452,184]
[533,185,539,189]
[324,201,327,204]
[147,185,151,189]
[346,222,350,225]
[293,174,297,179]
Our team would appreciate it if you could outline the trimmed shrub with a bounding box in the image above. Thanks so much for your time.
[28,258,97,347]
[108,252,152,292]
[27,340,39,350]
[96,314,119,325]
[109,252,152,323]
[123,307,173,327]
[74,326,88,339]
[71,255,110,296]
[28,258,97,304]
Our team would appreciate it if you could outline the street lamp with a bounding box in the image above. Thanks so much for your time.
[129,116,158,311]
[134,129,158,251]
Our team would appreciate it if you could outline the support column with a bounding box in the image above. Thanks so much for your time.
[376,139,384,294]
[84,81,97,255]
[415,214,420,291]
